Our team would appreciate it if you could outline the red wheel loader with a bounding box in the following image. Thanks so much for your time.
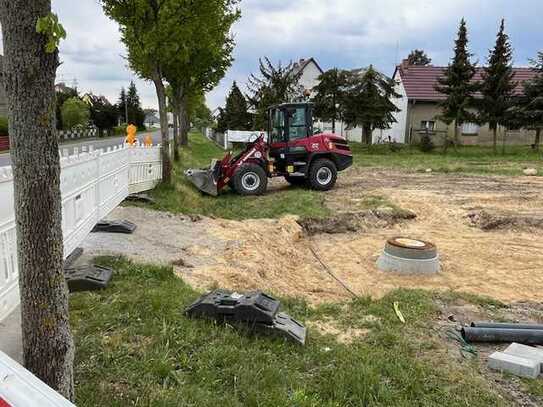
[185,102,353,196]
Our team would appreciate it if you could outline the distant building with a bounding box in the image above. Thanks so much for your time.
[292,57,324,97]
[384,59,539,145]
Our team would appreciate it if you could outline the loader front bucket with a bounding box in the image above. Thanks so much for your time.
[184,160,220,196]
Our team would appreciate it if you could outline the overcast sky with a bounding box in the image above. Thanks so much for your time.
[52,0,543,111]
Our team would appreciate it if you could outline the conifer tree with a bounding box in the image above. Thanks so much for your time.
[480,19,516,153]
[312,68,350,133]
[407,49,432,66]
[342,66,401,145]
[512,52,543,150]
[223,81,252,130]
[435,18,479,152]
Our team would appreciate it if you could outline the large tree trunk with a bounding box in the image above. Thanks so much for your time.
[363,124,372,145]
[492,126,498,154]
[172,112,180,162]
[179,91,189,147]
[534,128,541,151]
[152,75,171,183]
[0,0,74,400]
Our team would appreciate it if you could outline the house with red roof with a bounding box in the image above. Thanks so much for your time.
[383,59,539,145]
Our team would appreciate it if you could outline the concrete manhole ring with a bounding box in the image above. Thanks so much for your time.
[384,237,437,260]
[377,236,440,274]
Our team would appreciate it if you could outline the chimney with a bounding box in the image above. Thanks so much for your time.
[299,58,306,65]
[400,58,410,71]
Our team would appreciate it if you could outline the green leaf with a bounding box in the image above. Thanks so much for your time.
[36,12,67,53]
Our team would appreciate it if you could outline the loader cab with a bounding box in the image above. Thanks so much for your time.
[268,103,314,146]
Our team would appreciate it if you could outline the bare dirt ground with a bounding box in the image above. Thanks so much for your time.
[82,168,543,305]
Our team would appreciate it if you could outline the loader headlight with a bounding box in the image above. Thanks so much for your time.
[328,141,335,150]
[254,151,262,159]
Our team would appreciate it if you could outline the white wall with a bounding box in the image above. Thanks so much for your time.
[0,145,162,322]
[298,61,322,95]
[380,71,408,143]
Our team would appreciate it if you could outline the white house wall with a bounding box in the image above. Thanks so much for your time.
[381,71,408,143]
[0,145,162,322]
[298,61,322,95]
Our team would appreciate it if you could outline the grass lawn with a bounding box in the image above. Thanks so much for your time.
[351,143,543,176]
[71,256,520,407]
[142,133,542,221]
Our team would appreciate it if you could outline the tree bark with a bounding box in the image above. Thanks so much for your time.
[178,90,189,147]
[501,126,507,155]
[534,128,541,151]
[363,124,372,145]
[492,126,498,154]
[0,0,74,400]
[172,112,180,162]
[152,75,171,183]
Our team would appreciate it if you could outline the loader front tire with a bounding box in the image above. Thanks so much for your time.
[233,164,268,195]
[309,158,337,191]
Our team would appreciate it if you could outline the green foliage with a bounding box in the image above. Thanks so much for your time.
[88,94,118,135]
[55,85,78,130]
[435,18,479,144]
[70,256,508,406]
[126,81,145,129]
[510,52,543,148]
[0,116,8,136]
[187,91,214,129]
[35,12,66,53]
[480,19,517,152]
[342,66,401,144]
[247,57,304,129]
[407,49,432,66]
[220,81,252,131]
[312,68,350,131]
[419,131,435,153]
[61,97,90,130]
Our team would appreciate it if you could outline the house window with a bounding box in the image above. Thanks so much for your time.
[462,122,480,135]
[421,121,435,131]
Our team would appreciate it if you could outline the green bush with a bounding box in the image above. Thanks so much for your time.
[419,132,435,153]
[61,97,90,130]
[113,125,127,135]
[0,116,8,136]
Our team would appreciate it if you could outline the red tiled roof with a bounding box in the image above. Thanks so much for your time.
[397,65,538,101]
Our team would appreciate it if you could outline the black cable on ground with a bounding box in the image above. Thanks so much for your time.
[308,242,359,299]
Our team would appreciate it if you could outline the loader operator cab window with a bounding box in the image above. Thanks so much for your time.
[287,107,308,140]
[270,108,285,143]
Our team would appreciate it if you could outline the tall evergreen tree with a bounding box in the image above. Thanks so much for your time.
[435,18,479,152]
[223,81,251,130]
[342,66,401,145]
[407,49,432,66]
[126,81,146,129]
[480,19,516,153]
[511,52,543,150]
[117,87,127,124]
[312,68,350,133]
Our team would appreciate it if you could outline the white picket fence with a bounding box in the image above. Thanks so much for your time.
[0,144,162,322]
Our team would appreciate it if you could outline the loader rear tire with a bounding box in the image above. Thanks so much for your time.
[233,164,268,195]
[309,158,337,191]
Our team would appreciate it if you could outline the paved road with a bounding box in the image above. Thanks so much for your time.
[0,129,169,167]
